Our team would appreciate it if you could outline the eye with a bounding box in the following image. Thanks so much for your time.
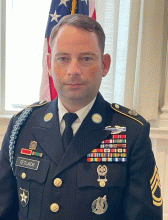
[79,56,94,66]
[80,57,94,63]
[83,57,92,61]
[58,57,67,61]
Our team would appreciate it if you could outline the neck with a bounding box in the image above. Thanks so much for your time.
[59,97,96,113]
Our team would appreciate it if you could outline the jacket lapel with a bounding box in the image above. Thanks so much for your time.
[54,93,112,177]
[32,99,64,166]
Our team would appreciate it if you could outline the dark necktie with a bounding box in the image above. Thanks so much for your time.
[62,113,78,152]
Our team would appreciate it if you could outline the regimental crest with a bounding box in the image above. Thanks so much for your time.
[29,141,37,150]
[150,165,162,207]
[92,195,108,215]
[19,188,29,207]
[128,109,138,116]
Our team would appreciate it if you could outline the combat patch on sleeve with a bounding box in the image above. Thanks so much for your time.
[150,165,162,207]
[14,100,48,117]
[111,103,145,126]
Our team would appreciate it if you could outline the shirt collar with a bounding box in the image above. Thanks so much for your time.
[58,97,96,124]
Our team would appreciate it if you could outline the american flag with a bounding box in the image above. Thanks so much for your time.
[40,0,96,101]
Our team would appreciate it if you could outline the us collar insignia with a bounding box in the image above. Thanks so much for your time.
[92,113,102,124]
[92,195,108,215]
[44,113,53,122]
[104,125,126,134]
[20,188,29,207]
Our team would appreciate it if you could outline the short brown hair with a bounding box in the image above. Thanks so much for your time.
[50,14,105,55]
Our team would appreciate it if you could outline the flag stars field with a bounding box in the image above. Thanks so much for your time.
[59,0,70,7]
[50,10,61,23]
[81,0,88,4]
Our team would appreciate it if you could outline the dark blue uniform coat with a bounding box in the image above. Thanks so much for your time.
[0,93,162,219]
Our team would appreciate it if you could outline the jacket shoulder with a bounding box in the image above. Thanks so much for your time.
[111,103,147,126]
[14,100,48,117]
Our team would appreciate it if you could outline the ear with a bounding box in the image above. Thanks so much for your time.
[47,53,52,76]
[102,54,111,77]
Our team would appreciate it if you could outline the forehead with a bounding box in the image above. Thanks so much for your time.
[52,25,100,53]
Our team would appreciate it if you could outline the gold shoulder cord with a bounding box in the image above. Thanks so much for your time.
[14,101,48,117]
[111,105,144,126]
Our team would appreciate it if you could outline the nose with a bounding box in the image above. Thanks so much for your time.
[67,59,81,75]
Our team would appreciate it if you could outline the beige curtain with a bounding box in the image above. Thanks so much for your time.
[96,0,167,121]
[126,0,167,121]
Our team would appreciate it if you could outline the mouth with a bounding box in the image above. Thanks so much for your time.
[65,82,84,87]
[67,84,84,90]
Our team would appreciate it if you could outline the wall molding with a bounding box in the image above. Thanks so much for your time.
[150,127,168,140]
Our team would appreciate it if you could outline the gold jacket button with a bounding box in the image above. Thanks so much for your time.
[54,178,62,187]
[50,203,59,213]
[21,173,26,179]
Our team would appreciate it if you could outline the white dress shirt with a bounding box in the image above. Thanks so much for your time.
[58,97,96,136]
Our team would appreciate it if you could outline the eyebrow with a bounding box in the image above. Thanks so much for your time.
[79,52,96,55]
[55,53,69,57]
[55,52,97,57]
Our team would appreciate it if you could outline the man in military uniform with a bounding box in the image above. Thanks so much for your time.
[0,14,162,219]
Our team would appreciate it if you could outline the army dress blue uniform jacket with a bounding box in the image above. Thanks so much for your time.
[0,93,162,220]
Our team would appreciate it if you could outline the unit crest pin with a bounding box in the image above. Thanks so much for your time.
[29,141,37,150]
[128,109,138,116]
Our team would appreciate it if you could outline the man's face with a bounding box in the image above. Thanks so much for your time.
[48,25,111,108]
